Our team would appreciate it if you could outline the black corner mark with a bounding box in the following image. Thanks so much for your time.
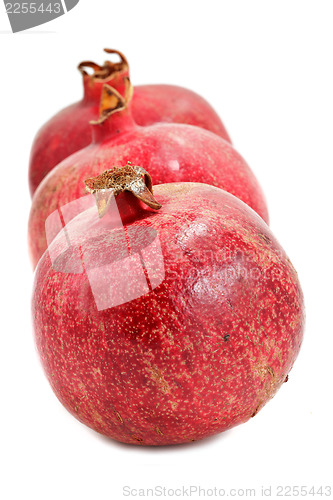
[4,0,80,33]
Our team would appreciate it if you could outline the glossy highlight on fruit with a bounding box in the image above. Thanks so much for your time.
[32,166,304,446]
[28,48,231,195]
[28,82,268,268]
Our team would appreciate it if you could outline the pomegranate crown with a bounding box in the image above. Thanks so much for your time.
[85,162,162,218]
[78,48,129,81]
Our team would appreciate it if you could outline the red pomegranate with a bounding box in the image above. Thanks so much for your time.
[32,165,304,446]
[28,83,268,268]
[28,49,231,195]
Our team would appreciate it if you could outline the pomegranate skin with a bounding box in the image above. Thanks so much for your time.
[29,68,230,196]
[28,102,268,268]
[29,101,97,196]
[133,84,230,137]
[32,183,304,445]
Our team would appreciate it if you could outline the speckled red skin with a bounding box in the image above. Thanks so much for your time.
[29,75,231,196]
[133,84,230,138]
[32,183,304,445]
[28,106,268,268]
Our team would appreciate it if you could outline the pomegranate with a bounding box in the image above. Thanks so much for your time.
[28,49,129,195]
[28,49,231,195]
[28,83,268,269]
[32,165,304,446]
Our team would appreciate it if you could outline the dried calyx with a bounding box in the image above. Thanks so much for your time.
[78,48,128,81]
[90,78,133,125]
[85,162,162,218]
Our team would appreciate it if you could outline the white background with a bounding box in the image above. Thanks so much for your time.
[1,1,332,499]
